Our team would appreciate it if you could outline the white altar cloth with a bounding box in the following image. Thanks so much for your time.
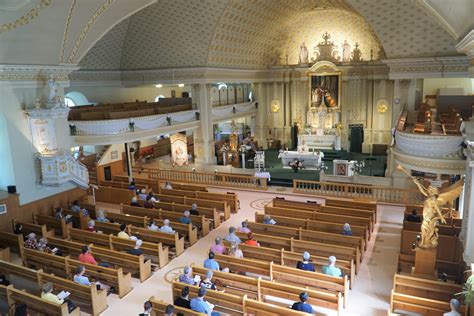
[278,151,323,168]
[298,134,339,150]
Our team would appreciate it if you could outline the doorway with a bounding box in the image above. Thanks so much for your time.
[349,124,364,153]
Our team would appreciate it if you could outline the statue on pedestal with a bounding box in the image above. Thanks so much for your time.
[342,40,351,63]
[351,42,363,62]
[298,42,309,64]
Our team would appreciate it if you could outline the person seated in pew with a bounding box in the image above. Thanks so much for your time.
[228,242,243,259]
[13,223,26,240]
[70,200,81,213]
[164,304,174,316]
[96,210,110,223]
[204,252,220,271]
[199,270,217,290]
[406,209,422,223]
[54,207,73,224]
[159,219,176,234]
[79,245,111,268]
[190,287,220,316]
[148,218,159,231]
[296,252,315,272]
[291,291,314,314]
[178,266,196,285]
[322,256,343,277]
[127,181,136,191]
[87,220,96,232]
[210,237,227,255]
[140,300,152,316]
[130,196,141,207]
[179,210,192,225]
[138,188,148,201]
[243,232,260,247]
[342,223,353,236]
[127,239,143,256]
[224,226,241,244]
[188,203,200,216]
[118,224,130,239]
[41,281,65,305]
[24,233,38,250]
[147,189,159,203]
[444,298,461,316]
[38,237,59,255]
[73,265,106,291]
[263,214,277,225]
[174,286,191,312]
[164,181,173,190]
[237,220,250,234]
[143,195,154,209]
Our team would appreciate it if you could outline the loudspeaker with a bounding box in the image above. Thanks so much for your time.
[182,92,189,98]
[7,185,16,194]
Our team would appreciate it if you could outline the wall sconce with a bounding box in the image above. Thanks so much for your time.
[377,98,388,113]
[271,100,280,113]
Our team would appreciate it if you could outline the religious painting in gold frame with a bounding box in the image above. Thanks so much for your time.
[308,71,342,110]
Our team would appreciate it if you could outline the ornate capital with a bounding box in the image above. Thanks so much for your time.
[0,64,79,83]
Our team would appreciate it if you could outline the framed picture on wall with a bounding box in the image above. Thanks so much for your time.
[308,71,341,110]
[0,204,7,215]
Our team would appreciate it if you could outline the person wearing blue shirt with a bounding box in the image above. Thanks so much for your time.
[322,256,343,277]
[203,252,220,271]
[296,251,315,272]
[224,226,241,244]
[190,287,219,316]
[342,223,353,236]
[179,210,192,225]
[291,292,314,314]
[73,265,92,286]
[159,219,176,234]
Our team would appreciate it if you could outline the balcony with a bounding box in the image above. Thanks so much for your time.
[212,101,258,123]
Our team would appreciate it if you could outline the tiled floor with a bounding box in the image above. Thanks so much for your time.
[96,187,404,316]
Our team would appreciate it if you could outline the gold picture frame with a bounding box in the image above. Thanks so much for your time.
[308,70,342,110]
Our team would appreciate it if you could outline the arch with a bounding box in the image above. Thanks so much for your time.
[308,61,339,73]
[65,91,90,106]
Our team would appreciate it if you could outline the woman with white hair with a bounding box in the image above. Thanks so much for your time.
[342,223,352,236]
[138,188,148,201]
[179,210,192,224]
[130,196,140,207]
[127,239,143,256]
[24,233,38,249]
[296,251,315,272]
[159,219,175,234]
[38,237,55,254]
[443,298,461,316]
[148,218,159,231]
[322,256,343,277]
[228,242,243,259]
[87,219,96,232]
[178,266,196,285]
[96,210,110,223]
[199,270,217,290]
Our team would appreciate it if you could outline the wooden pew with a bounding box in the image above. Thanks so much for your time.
[191,265,342,315]
[157,194,230,221]
[213,254,348,308]
[0,231,24,259]
[104,212,148,228]
[172,280,244,315]
[243,298,310,316]
[121,204,212,235]
[255,212,369,245]
[128,226,185,257]
[114,176,209,194]
[37,271,108,316]
[393,274,462,302]
[325,197,377,215]
[0,248,10,262]
[109,235,169,268]
[99,180,147,191]
[397,253,465,283]
[148,297,206,315]
[12,219,54,238]
[95,186,135,205]
[33,212,72,239]
[265,205,372,238]
[22,248,133,298]
[2,284,80,316]
[0,259,40,284]
[390,291,466,316]
[321,205,376,228]
[151,218,198,245]
[228,242,355,289]
[156,179,207,192]
[246,221,365,259]
[272,197,320,211]
[403,220,461,237]
[236,231,361,274]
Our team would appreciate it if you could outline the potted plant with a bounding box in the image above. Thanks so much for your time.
[458,273,474,307]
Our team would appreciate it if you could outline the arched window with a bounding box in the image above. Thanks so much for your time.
[64,96,76,107]
[155,95,165,102]
[248,91,253,102]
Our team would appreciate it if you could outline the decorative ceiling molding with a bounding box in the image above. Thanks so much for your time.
[0,0,51,35]
[60,0,77,63]
[382,56,470,79]
[416,0,458,40]
[0,64,79,83]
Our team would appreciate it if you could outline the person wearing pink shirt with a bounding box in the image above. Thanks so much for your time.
[237,221,251,234]
[209,236,227,255]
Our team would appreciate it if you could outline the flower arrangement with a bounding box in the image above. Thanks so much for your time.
[289,159,304,173]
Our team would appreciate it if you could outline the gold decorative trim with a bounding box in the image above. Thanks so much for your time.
[0,0,51,35]
[60,0,77,63]
[67,0,115,63]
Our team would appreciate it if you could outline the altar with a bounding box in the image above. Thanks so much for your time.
[278,151,323,169]
[298,134,339,150]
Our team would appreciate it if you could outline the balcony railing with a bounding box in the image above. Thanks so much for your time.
[293,179,424,204]
[69,109,199,136]
[212,98,247,107]
[395,129,463,157]
[212,101,257,120]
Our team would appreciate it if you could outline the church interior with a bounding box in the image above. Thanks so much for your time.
[1,0,474,315]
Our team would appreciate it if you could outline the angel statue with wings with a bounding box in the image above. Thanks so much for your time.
[397,165,464,249]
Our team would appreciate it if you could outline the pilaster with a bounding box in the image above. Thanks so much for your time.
[193,83,216,164]
[456,30,474,78]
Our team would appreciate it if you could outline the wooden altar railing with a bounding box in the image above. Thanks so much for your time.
[293,179,424,204]
[139,168,267,190]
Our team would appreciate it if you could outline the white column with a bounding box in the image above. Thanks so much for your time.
[461,142,474,263]
[193,83,215,165]
[406,79,417,111]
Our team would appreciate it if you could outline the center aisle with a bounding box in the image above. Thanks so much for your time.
[99,187,403,316]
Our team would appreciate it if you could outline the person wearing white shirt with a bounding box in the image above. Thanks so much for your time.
[297,140,309,153]
[443,299,461,316]
[148,219,159,231]
[159,219,175,234]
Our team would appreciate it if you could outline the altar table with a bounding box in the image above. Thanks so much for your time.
[278,151,323,168]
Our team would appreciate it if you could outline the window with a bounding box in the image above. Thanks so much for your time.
[155,95,165,102]
[64,97,76,107]
[248,91,253,101]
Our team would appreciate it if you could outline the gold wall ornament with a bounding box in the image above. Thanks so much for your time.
[60,0,77,63]
[0,0,51,35]
[376,99,388,113]
[397,165,464,249]
[270,100,280,113]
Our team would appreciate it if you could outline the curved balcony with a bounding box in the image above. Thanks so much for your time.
[69,109,200,145]
[212,101,258,123]
[395,130,463,157]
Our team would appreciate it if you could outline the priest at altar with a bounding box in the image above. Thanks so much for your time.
[297,141,309,153]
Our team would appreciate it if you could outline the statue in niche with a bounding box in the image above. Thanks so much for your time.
[298,42,309,64]
[48,75,58,103]
[351,42,363,62]
[342,40,351,63]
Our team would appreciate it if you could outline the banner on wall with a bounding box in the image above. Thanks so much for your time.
[170,133,188,167]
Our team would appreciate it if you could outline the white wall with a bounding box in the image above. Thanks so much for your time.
[66,84,191,104]
[423,78,474,99]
